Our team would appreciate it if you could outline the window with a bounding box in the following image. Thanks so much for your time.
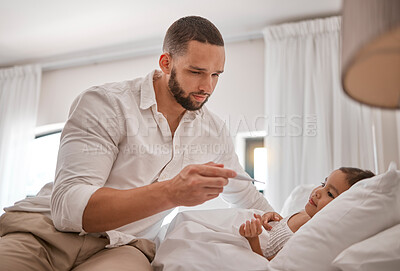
[26,123,64,197]
[235,131,268,192]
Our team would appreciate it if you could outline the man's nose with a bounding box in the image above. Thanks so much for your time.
[199,76,213,94]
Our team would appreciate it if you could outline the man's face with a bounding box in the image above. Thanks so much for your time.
[167,40,225,111]
[168,67,207,111]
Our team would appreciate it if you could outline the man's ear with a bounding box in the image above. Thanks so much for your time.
[159,53,172,74]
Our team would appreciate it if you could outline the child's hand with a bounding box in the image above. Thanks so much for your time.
[239,215,262,239]
[260,212,283,230]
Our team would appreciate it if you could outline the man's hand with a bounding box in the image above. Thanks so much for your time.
[166,162,236,206]
[259,212,283,230]
[239,214,263,239]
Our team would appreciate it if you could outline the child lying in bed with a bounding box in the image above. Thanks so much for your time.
[239,167,375,261]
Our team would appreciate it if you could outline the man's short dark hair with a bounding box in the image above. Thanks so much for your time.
[163,16,224,57]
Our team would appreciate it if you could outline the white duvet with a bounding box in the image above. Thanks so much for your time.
[152,208,272,271]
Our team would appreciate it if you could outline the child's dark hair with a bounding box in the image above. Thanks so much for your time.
[339,167,375,186]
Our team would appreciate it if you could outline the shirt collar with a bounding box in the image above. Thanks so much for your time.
[139,70,158,110]
[184,108,204,121]
[139,69,205,120]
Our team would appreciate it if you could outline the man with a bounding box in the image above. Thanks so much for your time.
[0,16,276,270]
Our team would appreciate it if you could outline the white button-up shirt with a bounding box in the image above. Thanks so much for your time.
[12,70,274,247]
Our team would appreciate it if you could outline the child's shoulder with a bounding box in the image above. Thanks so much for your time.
[287,210,311,233]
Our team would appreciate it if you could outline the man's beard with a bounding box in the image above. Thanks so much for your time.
[168,68,209,111]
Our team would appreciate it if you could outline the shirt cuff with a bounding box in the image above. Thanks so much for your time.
[51,183,101,233]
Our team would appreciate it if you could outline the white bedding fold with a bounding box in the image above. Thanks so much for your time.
[152,208,272,271]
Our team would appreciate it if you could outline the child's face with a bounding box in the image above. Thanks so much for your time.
[305,169,350,217]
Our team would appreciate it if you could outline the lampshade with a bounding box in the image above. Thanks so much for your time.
[342,0,400,109]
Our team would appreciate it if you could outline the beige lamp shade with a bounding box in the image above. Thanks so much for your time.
[342,0,400,109]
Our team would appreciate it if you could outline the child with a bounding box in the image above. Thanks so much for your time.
[239,167,375,260]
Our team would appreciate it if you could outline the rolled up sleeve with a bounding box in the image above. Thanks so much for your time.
[51,87,122,233]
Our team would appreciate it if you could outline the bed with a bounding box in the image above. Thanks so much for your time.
[152,163,400,271]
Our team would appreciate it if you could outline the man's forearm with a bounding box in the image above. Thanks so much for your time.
[82,163,234,233]
[82,181,175,232]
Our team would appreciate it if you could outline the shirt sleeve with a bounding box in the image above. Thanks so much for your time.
[216,132,275,213]
[50,87,123,233]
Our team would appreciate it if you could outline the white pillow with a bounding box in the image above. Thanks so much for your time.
[269,163,400,271]
[280,184,315,217]
[332,223,400,271]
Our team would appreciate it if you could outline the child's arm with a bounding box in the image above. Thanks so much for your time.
[246,235,263,257]
[239,215,264,257]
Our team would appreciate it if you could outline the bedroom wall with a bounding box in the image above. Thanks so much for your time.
[37,36,399,195]
[36,39,265,211]
[37,38,266,138]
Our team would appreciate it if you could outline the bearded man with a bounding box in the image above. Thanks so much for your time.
[0,16,276,271]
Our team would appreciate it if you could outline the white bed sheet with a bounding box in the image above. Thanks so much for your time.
[152,208,272,271]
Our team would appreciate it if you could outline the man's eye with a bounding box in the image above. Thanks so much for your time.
[191,71,200,74]
[212,73,220,77]
[328,192,335,198]
[320,182,326,187]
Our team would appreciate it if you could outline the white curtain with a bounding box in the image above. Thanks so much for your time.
[263,16,399,211]
[0,65,41,212]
